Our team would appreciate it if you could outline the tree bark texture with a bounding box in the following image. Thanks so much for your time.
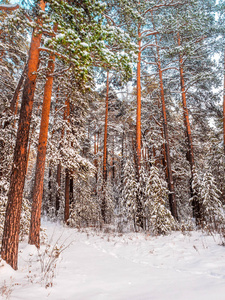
[56,163,61,212]
[64,169,70,223]
[10,62,28,115]
[64,96,71,222]
[1,0,45,269]
[177,33,195,171]
[136,25,142,170]
[94,132,98,183]
[103,71,109,183]
[177,33,202,223]
[223,46,225,155]
[154,28,178,220]
[101,71,110,223]
[29,47,56,247]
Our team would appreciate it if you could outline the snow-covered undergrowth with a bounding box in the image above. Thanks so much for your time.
[1,221,225,300]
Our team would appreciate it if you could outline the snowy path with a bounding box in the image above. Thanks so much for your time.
[1,221,225,299]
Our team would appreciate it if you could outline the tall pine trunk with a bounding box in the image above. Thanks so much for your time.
[153,14,177,220]
[101,71,109,222]
[56,163,61,212]
[136,25,142,171]
[64,169,70,224]
[29,40,56,247]
[94,131,98,184]
[177,33,195,172]
[64,97,70,224]
[1,0,45,269]
[10,62,28,115]
[223,46,225,155]
[103,71,109,183]
[177,32,202,223]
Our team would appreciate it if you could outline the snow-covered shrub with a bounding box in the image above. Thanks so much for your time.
[192,167,225,232]
[68,177,100,227]
[0,196,31,244]
[144,165,176,235]
[121,158,138,227]
[0,117,31,242]
[20,197,31,240]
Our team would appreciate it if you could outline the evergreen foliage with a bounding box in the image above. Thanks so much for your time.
[1,0,225,270]
[192,167,225,232]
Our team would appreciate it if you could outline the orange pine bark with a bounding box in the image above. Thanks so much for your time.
[10,62,28,115]
[154,22,177,220]
[29,32,56,247]
[177,33,194,171]
[177,33,202,223]
[223,47,225,155]
[1,0,45,269]
[136,25,142,170]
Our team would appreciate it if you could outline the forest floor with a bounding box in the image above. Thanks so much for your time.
[1,220,225,300]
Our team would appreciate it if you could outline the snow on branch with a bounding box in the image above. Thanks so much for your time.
[0,4,19,11]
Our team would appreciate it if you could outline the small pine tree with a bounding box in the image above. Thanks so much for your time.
[192,167,225,232]
[144,165,176,235]
[121,158,138,229]
[68,176,100,227]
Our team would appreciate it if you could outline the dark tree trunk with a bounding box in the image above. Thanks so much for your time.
[56,163,61,212]
[64,169,70,224]
[103,71,109,184]
[102,71,109,222]
[10,62,28,115]
[69,177,73,204]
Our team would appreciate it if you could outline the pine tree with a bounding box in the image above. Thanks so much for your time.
[122,157,138,230]
[192,167,225,231]
[145,165,176,235]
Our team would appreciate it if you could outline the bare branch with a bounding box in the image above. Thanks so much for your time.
[141,43,158,52]
[162,67,179,72]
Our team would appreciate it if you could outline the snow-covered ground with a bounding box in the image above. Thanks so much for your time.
[1,221,225,300]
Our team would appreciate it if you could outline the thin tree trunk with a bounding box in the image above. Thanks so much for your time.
[112,136,115,181]
[48,165,52,213]
[103,71,109,183]
[101,71,109,223]
[10,62,28,115]
[64,97,70,222]
[223,46,225,155]
[49,86,60,212]
[153,16,177,220]
[132,133,144,228]
[177,33,195,171]
[64,169,70,224]
[26,136,31,175]
[69,178,73,204]
[26,125,36,175]
[1,0,45,269]
[177,32,201,222]
[94,131,98,183]
[136,24,142,171]
[121,130,125,185]
[29,34,56,247]
[56,163,61,212]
